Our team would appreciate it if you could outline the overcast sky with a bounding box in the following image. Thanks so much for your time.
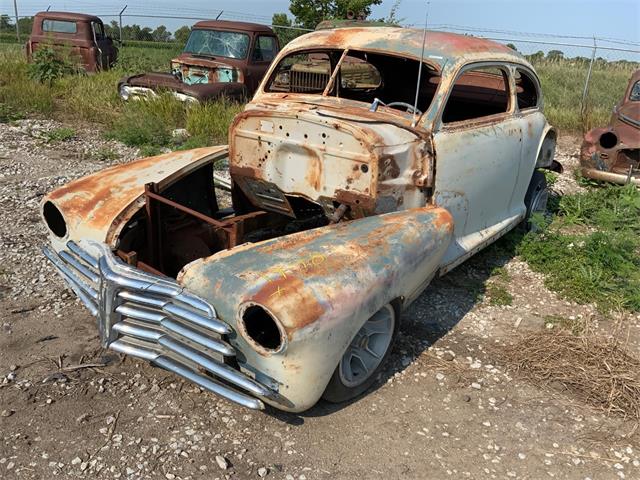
[3,0,639,57]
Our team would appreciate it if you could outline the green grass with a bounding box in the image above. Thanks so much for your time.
[2,42,637,140]
[518,185,640,313]
[487,283,514,306]
[0,47,241,150]
[44,127,76,142]
[93,147,119,161]
[532,59,637,131]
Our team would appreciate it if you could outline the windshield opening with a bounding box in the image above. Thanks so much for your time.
[184,29,250,59]
[265,49,440,116]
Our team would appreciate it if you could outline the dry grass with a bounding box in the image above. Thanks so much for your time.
[503,332,640,421]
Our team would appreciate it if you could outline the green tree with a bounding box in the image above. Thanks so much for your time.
[152,25,171,42]
[546,49,564,61]
[527,50,544,63]
[0,14,13,33]
[17,16,33,36]
[104,20,119,39]
[272,13,300,46]
[506,43,517,51]
[289,0,383,30]
[174,25,191,44]
[383,0,403,24]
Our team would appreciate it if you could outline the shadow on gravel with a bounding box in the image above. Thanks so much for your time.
[267,232,524,423]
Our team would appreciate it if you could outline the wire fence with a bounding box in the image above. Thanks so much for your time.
[1,10,639,130]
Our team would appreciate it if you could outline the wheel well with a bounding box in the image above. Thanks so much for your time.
[536,129,557,170]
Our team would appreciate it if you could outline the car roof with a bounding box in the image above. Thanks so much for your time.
[192,20,275,34]
[34,11,101,23]
[283,27,531,70]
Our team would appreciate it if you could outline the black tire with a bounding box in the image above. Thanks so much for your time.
[521,170,549,232]
[322,303,400,403]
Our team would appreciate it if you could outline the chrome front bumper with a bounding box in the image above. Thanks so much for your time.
[119,85,199,104]
[43,240,274,410]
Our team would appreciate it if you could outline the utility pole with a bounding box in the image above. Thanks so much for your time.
[13,0,20,41]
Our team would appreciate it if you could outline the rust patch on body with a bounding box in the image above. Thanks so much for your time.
[251,275,326,335]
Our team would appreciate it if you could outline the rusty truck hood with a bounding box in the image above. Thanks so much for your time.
[172,53,239,70]
[43,147,227,248]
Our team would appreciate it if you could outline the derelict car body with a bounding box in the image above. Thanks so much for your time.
[41,27,557,412]
[580,69,640,185]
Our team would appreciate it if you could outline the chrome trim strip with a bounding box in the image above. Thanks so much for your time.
[59,250,100,283]
[68,240,99,269]
[117,291,168,308]
[116,303,236,357]
[43,246,99,306]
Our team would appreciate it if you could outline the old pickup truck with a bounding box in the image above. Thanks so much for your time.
[118,20,280,103]
[41,27,557,412]
[580,69,639,185]
[27,11,118,72]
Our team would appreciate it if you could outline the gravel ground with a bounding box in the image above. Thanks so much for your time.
[1,120,639,480]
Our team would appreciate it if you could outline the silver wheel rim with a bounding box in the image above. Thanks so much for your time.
[531,186,549,214]
[339,304,395,388]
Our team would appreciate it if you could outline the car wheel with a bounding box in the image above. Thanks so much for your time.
[322,303,398,403]
[522,170,549,231]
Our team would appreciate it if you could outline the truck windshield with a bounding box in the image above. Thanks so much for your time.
[184,29,250,59]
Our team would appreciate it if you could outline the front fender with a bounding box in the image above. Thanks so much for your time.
[178,206,454,411]
[41,147,228,252]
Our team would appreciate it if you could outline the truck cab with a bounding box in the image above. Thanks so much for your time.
[27,11,118,72]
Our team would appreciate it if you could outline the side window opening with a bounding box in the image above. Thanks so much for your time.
[265,49,441,114]
[515,69,539,110]
[442,66,510,124]
[252,36,277,62]
[630,81,640,102]
[92,21,105,40]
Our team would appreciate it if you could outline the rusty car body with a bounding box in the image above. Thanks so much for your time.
[41,27,557,412]
[27,11,118,72]
[580,69,640,185]
[118,20,280,104]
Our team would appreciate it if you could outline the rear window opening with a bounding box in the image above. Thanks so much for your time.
[42,19,77,34]
[265,49,440,116]
[515,69,539,110]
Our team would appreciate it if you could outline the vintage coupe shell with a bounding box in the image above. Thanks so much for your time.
[41,27,557,412]
[580,69,640,185]
[118,20,280,104]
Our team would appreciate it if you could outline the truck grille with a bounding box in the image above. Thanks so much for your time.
[43,240,274,410]
[290,70,329,93]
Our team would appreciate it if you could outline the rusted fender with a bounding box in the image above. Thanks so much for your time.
[580,127,610,170]
[42,147,228,250]
[178,206,454,411]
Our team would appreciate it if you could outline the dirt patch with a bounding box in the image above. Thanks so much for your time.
[1,121,639,479]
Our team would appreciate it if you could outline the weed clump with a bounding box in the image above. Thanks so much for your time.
[518,185,640,312]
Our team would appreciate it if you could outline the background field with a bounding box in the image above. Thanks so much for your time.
[1,39,638,153]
